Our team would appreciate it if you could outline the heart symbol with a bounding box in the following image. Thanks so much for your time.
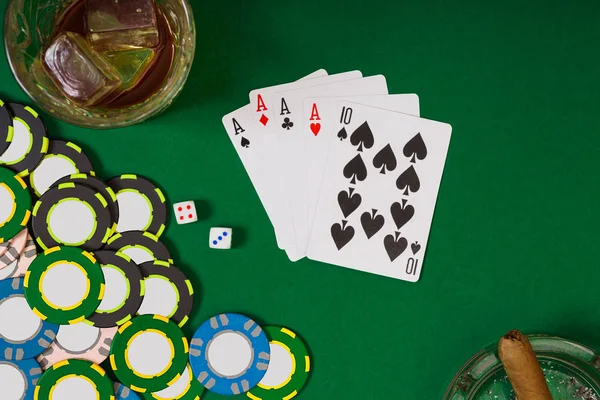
[310,123,321,136]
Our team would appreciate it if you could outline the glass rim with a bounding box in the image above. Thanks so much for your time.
[444,334,600,399]
[3,0,196,129]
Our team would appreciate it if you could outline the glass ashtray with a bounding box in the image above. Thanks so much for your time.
[444,335,600,400]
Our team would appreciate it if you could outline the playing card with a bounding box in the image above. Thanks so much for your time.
[222,105,296,249]
[270,76,390,259]
[222,71,329,250]
[249,71,362,129]
[306,102,452,282]
[304,94,421,238]
[247,71,364,255]
[302,69,328,80]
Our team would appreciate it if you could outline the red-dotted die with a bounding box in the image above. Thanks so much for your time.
[173,201,198,224]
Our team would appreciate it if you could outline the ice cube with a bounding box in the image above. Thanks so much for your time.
[43,32,121,106]
[104,48,155,92]
[87,0,159,52]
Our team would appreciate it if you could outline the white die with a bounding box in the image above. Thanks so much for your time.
[173,201,198,224]
[210,227,232,249]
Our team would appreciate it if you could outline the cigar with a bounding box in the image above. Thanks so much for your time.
[498,330,552,400]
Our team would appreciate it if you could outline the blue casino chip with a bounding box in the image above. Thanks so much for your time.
[0,278,59,360]
[189,313,270,396]
[0,358,41,400]
[114,382,142,400]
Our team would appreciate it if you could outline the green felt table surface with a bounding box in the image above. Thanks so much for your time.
[3,0,600,399]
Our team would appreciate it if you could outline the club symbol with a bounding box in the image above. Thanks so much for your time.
[241,137,250,148]
[282,118,294,130]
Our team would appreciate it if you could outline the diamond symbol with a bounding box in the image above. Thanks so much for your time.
[259,114,269,126]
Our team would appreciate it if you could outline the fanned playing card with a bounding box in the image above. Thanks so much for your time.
[248,71,363,254]
[303,94,421,241]
[306,102,452,282]
[221,70,330,250]
[270,76,390,259]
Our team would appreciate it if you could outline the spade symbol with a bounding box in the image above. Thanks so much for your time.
[337,188,362,218]
[390,200,415,230]
[396,166,420,195]
[373,144,397,174]
[411,241,421,255]
[384,232,408,262]
[350,122,374,152]
[360,209,385,239]
[403,133,427,163]
[241,137,250,148]
[337,127,348,141]
[343,154,367,185]
[331,220,355,250]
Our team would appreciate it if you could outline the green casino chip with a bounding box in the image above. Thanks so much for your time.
[29,140,94,197]
[142,364,205,400]
[24,246,105,325]
[52,173,119,235]
[0,99,13,156]
[247,326,311,400]
[110,314,189,393]
[108,175,167,237]
[34,359,114,400]
[31,181,112,251]
[0,166,32,242]
[0,103,48,177]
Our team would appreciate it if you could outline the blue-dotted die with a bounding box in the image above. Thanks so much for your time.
[209,227,232,249]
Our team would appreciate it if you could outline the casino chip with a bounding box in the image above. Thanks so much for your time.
[108,175,167,237]
[142,363,205,400]
[0,103,48,176]
[0,358,41,400]
[105,231,173,265]
[110,314,189,393]
[0,228,27,270]
[34,359,114,400]
[87,250,145,328]
[24,246,105,325]
[137,261,194,327]
[37,322,117,369]
[0,233,37,281]
[0,166,32,243]
[29,140,94,197]
[0,99,13,156]
[115,382,142,400]
[0,277,59,360]
[52,173,119,235]
[247,326,311,400]
[189,313,271,396]
[31,181,112,251]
